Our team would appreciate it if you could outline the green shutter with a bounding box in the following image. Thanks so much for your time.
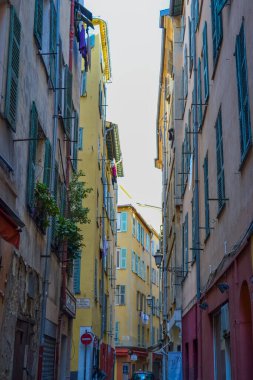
[217,0,228,14]
[27,103,38,210]
[120,212,128,232]
[64,65,72,139]
[73,256,81,294]
[211,0,223,63]
[43,139,52,188]
[203,154,210,237]
[72,112,79,171]
[120,248,127,269]
[5,6,21,131]
[216,111,225,211]
[49,0,57,87]
[197,58,203,129]
[235,24,251,160]
[203,22,209,102]
[34,0,43,49]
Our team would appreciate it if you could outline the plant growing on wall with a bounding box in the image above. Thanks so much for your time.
[34,182,59,232]
[56,170,92,259]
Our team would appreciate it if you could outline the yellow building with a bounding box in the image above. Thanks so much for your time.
[71,22,124,380]
[115,205,162,380]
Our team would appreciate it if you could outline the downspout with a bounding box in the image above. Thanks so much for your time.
[149,232,153,371]
[192,17,202,380]
[38,0,61,378]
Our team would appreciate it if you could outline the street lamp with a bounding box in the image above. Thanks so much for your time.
[154,249,163,269]
[146,294,153,308]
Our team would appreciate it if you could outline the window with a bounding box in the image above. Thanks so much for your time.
[137,222,140,242]
[132,217,136,236]
[202,22,209,102]
[5,6,21,131]
[211,0,223,64]
[184,46,188,99]
[119,212,128,232]
[73,256,81,294]
[64,65,73,139]
[188,17,193,72]
[131,251,135,272]
[151,240,155,256]
[80,71,87,96]
[78,128,83,150]
[215,110,225,212]
[27,102,51,211]
[117,248,127,269]
[34,0,43,49]
[197,58,203,129]
[192,193,196,261]
[213,303,231,380]
[71,111,79,171]
[235,23,251,161]
[194,0,199,31]
[135,254,138,274]
[115,285,125,305]
[203,154,210,238]
[49,0,57,88]
[146,233,150,252]
[182,213,188,275]
[115,321,119,343]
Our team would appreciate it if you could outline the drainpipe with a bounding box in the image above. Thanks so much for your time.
[38,0,61,378]
[192,17,201,380]
[149,232,153,371]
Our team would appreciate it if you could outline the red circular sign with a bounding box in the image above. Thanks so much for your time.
[80,332,93,345]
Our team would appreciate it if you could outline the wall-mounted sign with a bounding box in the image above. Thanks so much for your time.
[130,354,138,361]
[76,298,90,308]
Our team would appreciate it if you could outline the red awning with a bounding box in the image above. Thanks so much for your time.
[0,208,21,249]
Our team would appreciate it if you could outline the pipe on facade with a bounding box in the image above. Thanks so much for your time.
[192,15,202,380]
[38,0,61,378]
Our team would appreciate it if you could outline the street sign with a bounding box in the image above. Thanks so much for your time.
[130,354,138,361]
[80,332,93,345]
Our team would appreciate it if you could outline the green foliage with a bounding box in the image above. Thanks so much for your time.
[34,182,59,230]
[56,170,92,259]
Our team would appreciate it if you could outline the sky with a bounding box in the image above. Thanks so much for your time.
[84,0,169,232]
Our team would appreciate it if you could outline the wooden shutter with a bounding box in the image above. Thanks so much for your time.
[72,112,79,171]
[49,0,57,87]
[5,6,21,131]
[34,0,43,49]
[27,103,38,210]
[64,65,72,139]
[120,212,127,232]
[216,111,225,211]
[73,256,81,294]
[203,154,210,237]
[217,0,228,14]
[120,248,127,269]
[197,58,203,129]
[43,139,52,188]
[235,24,251,159]
[203,22,209,102]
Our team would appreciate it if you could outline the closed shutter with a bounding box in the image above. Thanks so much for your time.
[121,285,125,305]
[131,251,135,272]
[203,154,210,237]
[181,142,185,196]
[235,24,251,159]
[42,336,56,380]
[184,214,188,274]
[5,6,21,131]
[203,22,209,102]
[184,46,188,99]
[197,58,203,129]
[72,112,79,171]
[211,0,223,63]
[27,103,38,210]
[120,248,127,269]
[73,256,81,294]
[64,65,72,139]
[115,321,119,343]
[188,18,193,72]
[49,0,57,87]
[120,212,127,232]
[43,139,52,188]
[194,0,199,31]
[34,0,43,49]
[216,111,225,211]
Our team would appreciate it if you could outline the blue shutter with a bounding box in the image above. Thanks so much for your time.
[72,112,79,171]
[27,102,38,210]
[203,154,210,238]
[64,65,72,139]
[73,256,81,293]
[216,111,225,211]
[217,0,228,14]
[131,251,135,272]
[78,128,83,150]
[49,0,57,87]
[235,24,251,160]
[188,18,193,72]
[80,71,87,96]
[211,0,223,63]
[120,212,128,231]
[192,194,196,261]
[194,0,199,31]
[34,0,43,49]
[132,217,136,236]
[184,46,188,99]
[115,322,119,343]
[197,58,203,129]
[43,139,52,188]
[120,248,127,269]
[5,6,21,131]
[135,254,138,273]
[203,22,209,102]
[181,142,185,196]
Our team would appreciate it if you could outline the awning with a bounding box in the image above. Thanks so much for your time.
[74,1,94,29]
[0,208,21,249]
